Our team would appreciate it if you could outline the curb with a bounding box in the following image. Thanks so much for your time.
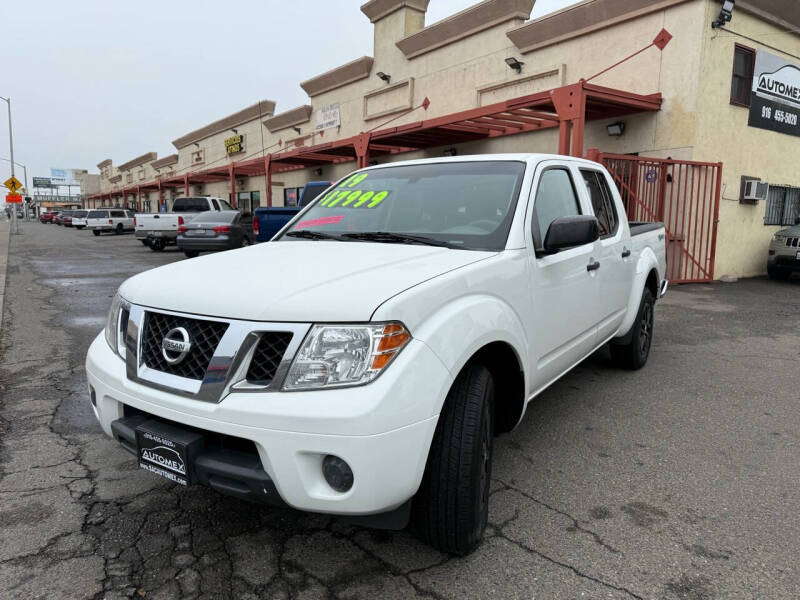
[0,219,10,333]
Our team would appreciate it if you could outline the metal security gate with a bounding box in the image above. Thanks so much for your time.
[591,152,722,283]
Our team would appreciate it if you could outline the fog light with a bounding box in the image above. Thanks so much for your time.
[89,386,97,407]
[322,455,353,492]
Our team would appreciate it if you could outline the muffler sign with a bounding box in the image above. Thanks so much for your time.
[749,50,800,137]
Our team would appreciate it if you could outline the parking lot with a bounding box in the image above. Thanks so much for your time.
[0,221,799,599]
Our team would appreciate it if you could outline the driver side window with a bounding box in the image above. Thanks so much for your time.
[533,169,581,246]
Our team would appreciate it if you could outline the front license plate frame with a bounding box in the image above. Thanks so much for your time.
[135,420,204,486]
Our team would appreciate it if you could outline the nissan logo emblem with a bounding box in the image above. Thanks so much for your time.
[161,327,192,365]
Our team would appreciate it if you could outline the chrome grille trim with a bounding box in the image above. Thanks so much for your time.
[124,304,311,403]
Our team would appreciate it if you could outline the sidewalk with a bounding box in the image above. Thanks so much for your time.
[0,218,10,332]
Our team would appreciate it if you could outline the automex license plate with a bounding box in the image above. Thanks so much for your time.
[135,420,204,486]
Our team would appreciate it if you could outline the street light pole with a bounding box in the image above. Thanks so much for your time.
[0,96,19,234]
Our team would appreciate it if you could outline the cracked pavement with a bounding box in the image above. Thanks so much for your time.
[1,222,799,599]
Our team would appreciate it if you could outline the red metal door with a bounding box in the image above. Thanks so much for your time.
[597,153,722,284]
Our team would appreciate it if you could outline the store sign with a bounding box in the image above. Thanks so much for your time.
[32,177,52,188]
[315,103,341,131]
[225,134,244,155]
[748,50,800,137]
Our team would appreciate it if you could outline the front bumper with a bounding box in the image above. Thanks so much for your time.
[85,333,450,515]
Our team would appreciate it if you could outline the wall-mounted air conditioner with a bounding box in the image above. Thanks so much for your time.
[743,180,769,203]
[740,176,768,204]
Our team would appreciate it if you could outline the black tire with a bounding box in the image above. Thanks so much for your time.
[140,239,150,246]
[115,223,123,235]
[610,287,655,370]
[184,251,199,258]
[241,237,251,247]
[149,239,165,252]
[92,230,100,236]
[767,265,791,281]
[411,363,494,556]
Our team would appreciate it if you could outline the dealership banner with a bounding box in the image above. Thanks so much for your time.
[32,177,52,188]
[315,103,341,131]
[748,50,800,137]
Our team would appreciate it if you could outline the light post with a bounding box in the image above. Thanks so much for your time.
[0,95,19,234]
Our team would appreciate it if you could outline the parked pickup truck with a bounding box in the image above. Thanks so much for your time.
[135,196,234,251]
[86,154,666,555]
[253,181,330,242]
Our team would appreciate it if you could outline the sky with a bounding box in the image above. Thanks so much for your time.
[2,0,579,189]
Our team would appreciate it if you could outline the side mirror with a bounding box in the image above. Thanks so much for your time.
[542,215,600,253]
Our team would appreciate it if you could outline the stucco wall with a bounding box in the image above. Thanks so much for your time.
[693,1,800,278]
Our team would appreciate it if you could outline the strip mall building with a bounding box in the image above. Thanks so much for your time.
[87,0,800,281]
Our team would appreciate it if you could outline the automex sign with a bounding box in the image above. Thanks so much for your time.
[748,50,800,137]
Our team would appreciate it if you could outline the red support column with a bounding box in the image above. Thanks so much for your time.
[229,164,237,208]
[264,154,272,207]
[570,84,587,158]
[354,132,371,169]
[558,121,571,156]
[136,186,142,212]
[158,181,163,211]
[184,174,189,197]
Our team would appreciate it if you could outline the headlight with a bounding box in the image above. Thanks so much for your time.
[772,233,786,242]
[104,292,131,358]
[283,323,410,390]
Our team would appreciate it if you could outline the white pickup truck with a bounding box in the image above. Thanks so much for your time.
[135,196,234,251]
[86,154,667,555]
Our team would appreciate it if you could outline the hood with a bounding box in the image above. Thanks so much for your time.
[777,224,800,237]
[120,241,494,322]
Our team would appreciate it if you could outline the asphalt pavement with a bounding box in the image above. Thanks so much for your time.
[1,221,799,599]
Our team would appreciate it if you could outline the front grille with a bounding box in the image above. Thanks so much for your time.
[246,332,293,385]
[787,237,799,247]
[141,312,228,380]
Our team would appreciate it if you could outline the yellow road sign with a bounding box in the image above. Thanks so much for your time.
[4,176,22,192]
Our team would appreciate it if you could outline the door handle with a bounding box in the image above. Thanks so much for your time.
[621,248,631,258]
[587,260,601,272]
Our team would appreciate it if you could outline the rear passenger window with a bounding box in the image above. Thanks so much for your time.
[110,210,124,218]
[533,169,581,245]
[581,170,618,238]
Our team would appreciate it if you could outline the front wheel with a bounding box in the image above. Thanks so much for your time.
[411,363,494,556]
[92,230,100,237]
[610,287,655,370]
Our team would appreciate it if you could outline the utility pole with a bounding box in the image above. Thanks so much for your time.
[0,96,19,234]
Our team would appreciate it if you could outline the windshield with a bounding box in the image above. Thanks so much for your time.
[88,210,106,218]
[73,211,88,218]
[279,161,525,251]
[192,210,238,224]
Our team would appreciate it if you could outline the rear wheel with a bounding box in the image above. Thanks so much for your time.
[149,239,165,252]
[140,239,150,246]
[411,363,494,556]
[184,251,199,258]
[92,230,100,237]
[241,237,251,247]
[610,287,655,370]
[767,265,791,281]
[115,223,123,235]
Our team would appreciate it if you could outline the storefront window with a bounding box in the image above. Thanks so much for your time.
[730,44,755,107]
